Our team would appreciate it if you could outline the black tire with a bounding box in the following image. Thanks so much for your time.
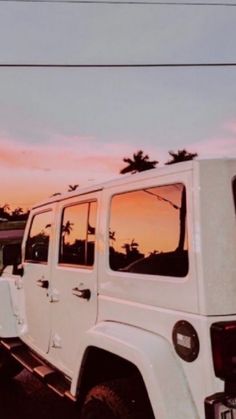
[80,378,154,419]
[0,347,23,380]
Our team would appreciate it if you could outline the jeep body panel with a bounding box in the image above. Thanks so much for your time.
[194,159,236,315]
[47,191,100,376]
[20,204,56,356]
[96,297,236,418]
[73,321,199,419]
[98,164,198,313]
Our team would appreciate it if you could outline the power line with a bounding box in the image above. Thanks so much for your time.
[0,62,236,68]
[0,0,236,5]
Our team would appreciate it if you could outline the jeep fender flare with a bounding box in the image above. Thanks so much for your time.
[71,321,199,419]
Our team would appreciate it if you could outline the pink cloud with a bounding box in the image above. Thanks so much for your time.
[0,135,140,209]
[223,120,236,135]
[189,137,236,159]
[0,135,133,175]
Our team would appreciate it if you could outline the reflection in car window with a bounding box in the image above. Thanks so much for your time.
[109,184,188,277]
[59,201,97,267]
[25,211,52,263]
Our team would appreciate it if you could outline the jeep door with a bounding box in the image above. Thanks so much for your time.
[49,192,99,376]
[21,206,55,354]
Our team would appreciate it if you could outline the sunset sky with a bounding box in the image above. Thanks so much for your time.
[0,0,236,210]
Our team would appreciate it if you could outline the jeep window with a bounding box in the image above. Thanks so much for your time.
[59,201,97,267]
[25,211,52,263]
[109,184,188,277]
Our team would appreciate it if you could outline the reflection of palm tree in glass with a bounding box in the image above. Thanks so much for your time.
[109,230,116,247]
[130,239,139,251]
[122,239,142,265]
[120,150,158,174]
[62,221,74,237]
[165,152,194,253]
[61,220,74,254]
[176,187,186,252]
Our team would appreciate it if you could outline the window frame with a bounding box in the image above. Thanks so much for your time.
[58,199,97,269]
[24,209,52,265]
[108,182,189,278]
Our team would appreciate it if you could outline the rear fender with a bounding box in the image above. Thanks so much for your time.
[72,321,199,419]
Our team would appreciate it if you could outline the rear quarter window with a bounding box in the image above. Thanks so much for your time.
[109,183,188,277]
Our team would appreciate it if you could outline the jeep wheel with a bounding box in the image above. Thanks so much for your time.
[80,378,154,419]
[0,348,22,379]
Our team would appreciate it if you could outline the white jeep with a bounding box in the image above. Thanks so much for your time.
[0,158,236,419]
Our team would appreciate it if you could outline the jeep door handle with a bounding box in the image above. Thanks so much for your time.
[72,287,91,300]
[36,279,49,289]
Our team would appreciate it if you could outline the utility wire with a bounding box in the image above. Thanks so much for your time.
[0,0,236,5]
[0,63,236,68]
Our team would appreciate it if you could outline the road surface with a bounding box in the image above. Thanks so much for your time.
[0,369,79,418]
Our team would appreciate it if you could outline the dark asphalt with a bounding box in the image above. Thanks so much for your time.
[0,369,79,419]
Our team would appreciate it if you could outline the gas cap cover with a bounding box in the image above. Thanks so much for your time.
[172,320,200,362]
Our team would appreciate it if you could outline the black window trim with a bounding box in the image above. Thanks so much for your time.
[58,199,97,269]
[108,182,189,278]
[24,209,53,265]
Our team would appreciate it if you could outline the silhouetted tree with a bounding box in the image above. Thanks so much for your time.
[51,192,61,197]
[122,240,139,254]
[11,207,23,217]
[0,204,10,220]
[68,184,79,192]
[176,187,186,252]
[62,220,74,237]
[130,239,139,251]
[122,239,142,264]
[109,230,116,243]
[61,220,74,255]
[10,207,29,221]
[165,149,198,165]
[120,150,158,174]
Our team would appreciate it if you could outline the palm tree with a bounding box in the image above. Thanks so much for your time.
[165,149,198,165]
[68,184,79,192]
[120,150,158,174]
[10,207,29,221]
[62,220,74,237]
[61,220,74,255]
[0,204,10,220]
[109,230,116,246]
[12,207,23,215]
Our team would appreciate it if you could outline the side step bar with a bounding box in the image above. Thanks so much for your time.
[0,338,77,402]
